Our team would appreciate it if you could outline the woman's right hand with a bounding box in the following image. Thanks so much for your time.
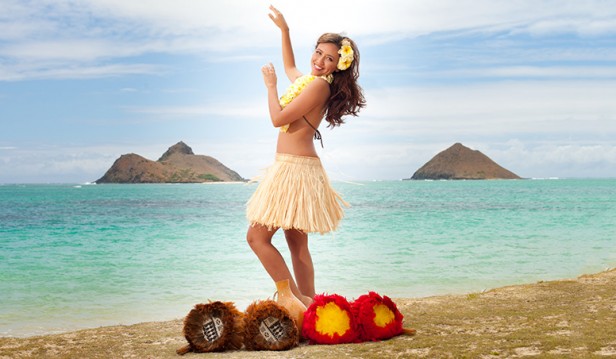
[261,62,277,89]
[268,5,289,32]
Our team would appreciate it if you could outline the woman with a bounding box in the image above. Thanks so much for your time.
[246,5,365,308]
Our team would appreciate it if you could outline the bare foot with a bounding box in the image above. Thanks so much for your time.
[300,295,313,308]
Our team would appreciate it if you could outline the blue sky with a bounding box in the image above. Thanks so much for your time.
[1,0,616,183]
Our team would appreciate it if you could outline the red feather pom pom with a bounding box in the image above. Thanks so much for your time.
[302,294,359,345]
[351,291,404,342]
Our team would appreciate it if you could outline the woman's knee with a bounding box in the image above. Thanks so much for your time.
[246,228,260,249]
[246,225,274,249]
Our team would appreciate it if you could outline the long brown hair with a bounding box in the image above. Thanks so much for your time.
[317,33,366,127]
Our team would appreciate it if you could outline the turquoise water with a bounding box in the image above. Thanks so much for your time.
[1,179,615,337]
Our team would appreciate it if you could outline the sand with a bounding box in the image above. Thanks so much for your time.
[2,268,615,358]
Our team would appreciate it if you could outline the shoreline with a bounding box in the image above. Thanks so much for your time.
[2,268,615,358]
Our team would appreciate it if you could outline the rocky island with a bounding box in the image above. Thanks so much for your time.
[410,143,521,180]
[95,142,244,183]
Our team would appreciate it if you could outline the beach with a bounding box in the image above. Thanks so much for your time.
[2,180,615,354]
[2,268,615,358]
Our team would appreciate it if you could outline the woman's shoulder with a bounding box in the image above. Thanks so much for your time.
[305,76,331,93]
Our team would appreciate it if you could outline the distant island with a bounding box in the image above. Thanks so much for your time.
[409,143,521,180]
[95,142,244,183]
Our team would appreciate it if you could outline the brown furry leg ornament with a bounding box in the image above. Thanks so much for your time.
[176,301,244,355]
[243,300,299,351]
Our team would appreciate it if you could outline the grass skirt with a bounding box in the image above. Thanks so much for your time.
[246,153,347,234]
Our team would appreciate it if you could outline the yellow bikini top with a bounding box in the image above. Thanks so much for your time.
[279,74,333,134]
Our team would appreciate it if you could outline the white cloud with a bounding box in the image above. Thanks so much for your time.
[520,17,616,37]
[438,66,616,80]
[0,146,113,183]
[361,80,616,136]
[481,141,616,179]
[124,100,267,119]
[3,40,129,61]
[0,63,163,81]
[3,0,616,64]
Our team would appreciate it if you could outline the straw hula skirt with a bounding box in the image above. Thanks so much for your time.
[246,153,348,234]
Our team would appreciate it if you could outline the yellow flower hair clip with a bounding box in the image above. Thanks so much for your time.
[337,39,354,71]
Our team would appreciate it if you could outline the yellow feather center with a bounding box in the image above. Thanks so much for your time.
[315,302,351,336]
[373,304,395,327]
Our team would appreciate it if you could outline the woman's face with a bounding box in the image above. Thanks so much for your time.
[311,42,340,77]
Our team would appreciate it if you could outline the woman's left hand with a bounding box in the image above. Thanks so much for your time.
[262,62,277,89]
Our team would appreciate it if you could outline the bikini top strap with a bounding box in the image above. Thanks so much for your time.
[303,116,323,148]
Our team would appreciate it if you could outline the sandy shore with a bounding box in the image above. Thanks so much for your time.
[2,268,616,358]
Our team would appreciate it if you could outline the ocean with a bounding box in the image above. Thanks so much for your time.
[1,179,615,337]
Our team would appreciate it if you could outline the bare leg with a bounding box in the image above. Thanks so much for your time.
[284,229,315,305]
[246,224,307,304]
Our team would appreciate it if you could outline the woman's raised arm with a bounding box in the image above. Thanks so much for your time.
[268,5,302,82]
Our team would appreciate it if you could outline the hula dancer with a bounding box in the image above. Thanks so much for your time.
[246,5,365,309]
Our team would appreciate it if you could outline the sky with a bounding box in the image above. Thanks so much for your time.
[1,0,616,183]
